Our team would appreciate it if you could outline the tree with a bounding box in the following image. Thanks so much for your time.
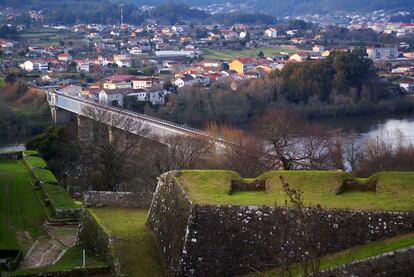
[77,107,150,191]
[258,108,305,169]
[277,176,328,277]
[159,134,213,171]
[206,122,268,177]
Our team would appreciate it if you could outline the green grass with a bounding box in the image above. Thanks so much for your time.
[23,151,79,210]
[202,47,297,61]
[8,245,107,276]
[178,170,414,211]
[0,78,5,88]
[0,160,45,250]
[243,232,414,277]
[43,184,80,209]
[25,155,47,169]
[91,208,165,277]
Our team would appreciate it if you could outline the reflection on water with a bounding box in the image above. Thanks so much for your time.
[312,114,414,143]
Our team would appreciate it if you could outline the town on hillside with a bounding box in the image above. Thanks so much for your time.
[1,1,414,277]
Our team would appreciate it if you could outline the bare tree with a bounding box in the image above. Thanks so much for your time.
[278,176,329,277]
[205,122,270,177]
[77,107,151,191]
[258,109,339,170]
[160,134,213,171]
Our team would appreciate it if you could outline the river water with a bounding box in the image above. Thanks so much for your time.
[313,113,414,143]
[0,114,413,152]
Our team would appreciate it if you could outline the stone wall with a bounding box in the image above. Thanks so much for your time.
[147,172,414,277]
[320,246,414,277]
[77,209,121,276]
[146,172,192,276]
[83,190,153,209]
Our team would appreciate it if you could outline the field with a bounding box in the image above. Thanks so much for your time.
[91,208,165,277]
[244,232,414,277]
[0,160,45,250]
[201,47,297,61]
[178,170,414,211]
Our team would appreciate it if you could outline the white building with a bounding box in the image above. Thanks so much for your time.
[264,28,277,38]
[155,50,196,58]
[312,45,325,53]
[20,60,49,72]
[367,47,398,61]
[399,78,414,94]
[99,88,133,107]
[76,60,90,73]
[132,77,164,90]
[174,74,196,88]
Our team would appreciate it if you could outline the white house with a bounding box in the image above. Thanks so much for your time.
[132,77,164,90]
[20,60,49,72]
[289,52,309,62]
[76,60,90,73]
[312,45,325,53]
[399,78,414,94]
[148,91,166,105]
[264,28,277,38]
[128,47,142,55]
[114,54,132,68]
[174,74,196,88]
[367,47,398,61]
[99,88,133,107]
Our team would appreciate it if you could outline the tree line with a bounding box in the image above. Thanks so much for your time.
[151,48,411,126]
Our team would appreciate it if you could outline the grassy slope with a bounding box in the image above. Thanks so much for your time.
[24,151,80,209]
[243,232,414,277]
[8,245,107,276]
[178,170,414,211]
[0,160,45,250]
[202,47,297,61]
[91,208,165,277]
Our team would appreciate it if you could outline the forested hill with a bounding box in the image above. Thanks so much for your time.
[1,0,414,16]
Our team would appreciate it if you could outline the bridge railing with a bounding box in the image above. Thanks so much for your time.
[51,91,227,144]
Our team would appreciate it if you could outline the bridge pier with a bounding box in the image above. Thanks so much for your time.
[108,126,114,144]
[50,106,75,125]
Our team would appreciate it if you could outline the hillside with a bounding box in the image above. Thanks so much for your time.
[1,0,413,16]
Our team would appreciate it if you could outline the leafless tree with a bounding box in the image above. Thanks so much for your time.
[258,109,341,170]
[205,122,270,177]
[159,134,213,171]
[77,107,151,191]
[278,176,329,277]
[351,131,414,177]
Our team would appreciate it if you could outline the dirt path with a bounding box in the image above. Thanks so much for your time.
[19,224,78,269]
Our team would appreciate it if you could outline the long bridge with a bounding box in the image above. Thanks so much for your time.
[46,90,225,145]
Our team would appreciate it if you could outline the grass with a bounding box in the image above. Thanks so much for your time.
[0,78,5,88]
[43,184,80,209]
[0,160,45,250]
[243,232,414,277]
[201,47,297,61]
[91,208,165,277]
[23,151,80,210]
[178,170,414,211]
[8,245,107,276]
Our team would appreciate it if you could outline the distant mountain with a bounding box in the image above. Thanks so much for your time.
[130,0,414,16]
[1,0,413,16]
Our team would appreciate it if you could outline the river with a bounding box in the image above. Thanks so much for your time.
[0,114,414,153]
[313,113,414,143]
